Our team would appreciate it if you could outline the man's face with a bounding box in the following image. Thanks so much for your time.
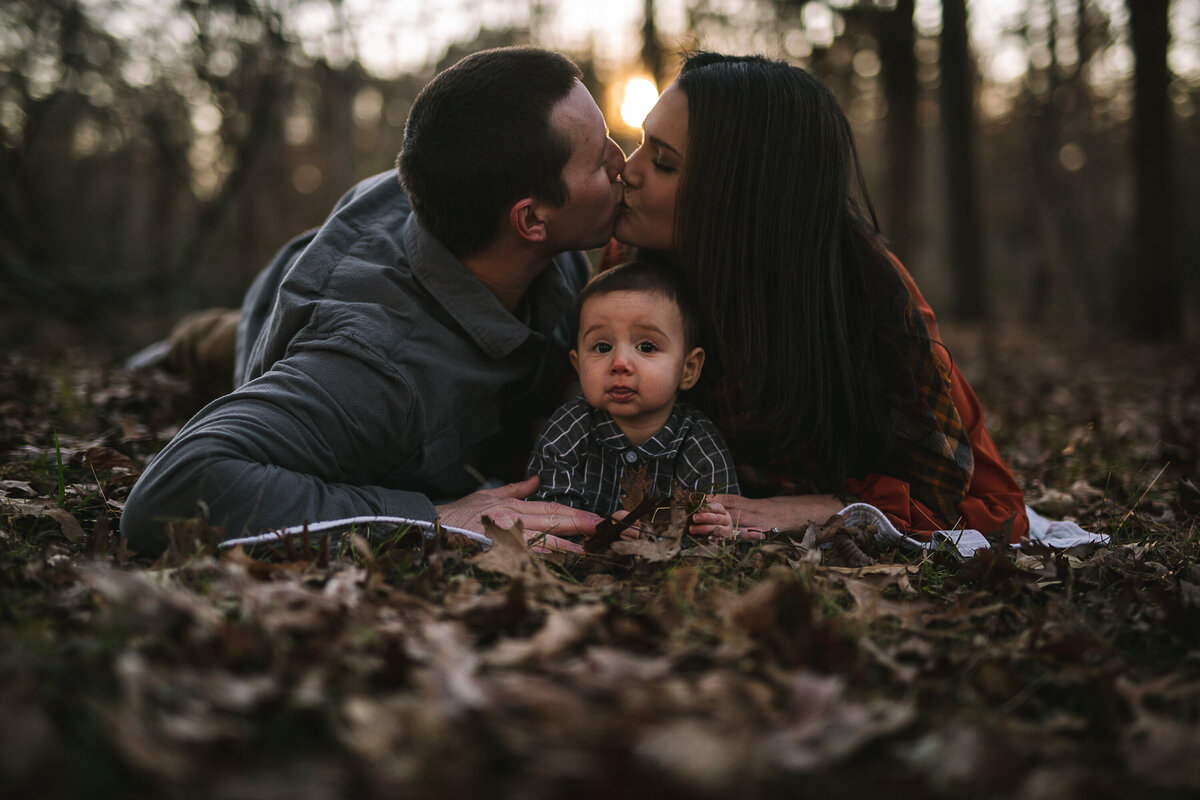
[543,81,626,252]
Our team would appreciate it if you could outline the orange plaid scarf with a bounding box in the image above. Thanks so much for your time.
[883,293,976,523]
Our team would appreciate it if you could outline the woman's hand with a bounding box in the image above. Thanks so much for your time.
[708,493,846,536]
[435,476,600,553]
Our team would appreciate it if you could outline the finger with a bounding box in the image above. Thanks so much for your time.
[527,532,585,554]
[486,475,540,499]
[518,499,602,520]
[521,511,600,537]
[733,528,766,541]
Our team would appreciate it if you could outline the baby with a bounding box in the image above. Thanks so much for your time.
[527,260,740,538]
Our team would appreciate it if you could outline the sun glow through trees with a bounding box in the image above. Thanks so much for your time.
[618,76,659,129]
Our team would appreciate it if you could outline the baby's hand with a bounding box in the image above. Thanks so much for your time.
[611,509,643,541]
[689,500,735,539]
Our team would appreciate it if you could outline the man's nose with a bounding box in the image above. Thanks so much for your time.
[606,138,626,182]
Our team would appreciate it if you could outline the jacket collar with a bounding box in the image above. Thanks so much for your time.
[404,214,570,359]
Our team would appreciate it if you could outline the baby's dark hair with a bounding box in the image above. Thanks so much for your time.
[575,260,702,349]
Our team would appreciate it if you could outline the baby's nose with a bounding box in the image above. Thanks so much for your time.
[610,352,633,372]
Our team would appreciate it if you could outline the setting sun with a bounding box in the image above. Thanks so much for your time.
[618,76,659,129]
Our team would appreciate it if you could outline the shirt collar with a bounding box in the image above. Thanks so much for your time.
[593,403,687,460]
[404,214,569,359]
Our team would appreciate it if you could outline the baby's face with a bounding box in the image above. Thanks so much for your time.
[571,290,703,441]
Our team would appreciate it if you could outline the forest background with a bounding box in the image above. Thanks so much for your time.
[1,0,1197,353]
[3,3,1200,797]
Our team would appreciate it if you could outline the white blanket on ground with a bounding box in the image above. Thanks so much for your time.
[837,502,1110,559]
[220,504,1109,560]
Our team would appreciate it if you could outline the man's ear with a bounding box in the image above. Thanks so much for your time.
[509,197,548,243]
[679,347,705,391]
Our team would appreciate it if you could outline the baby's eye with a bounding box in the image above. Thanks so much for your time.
[593,342,612,354]
[636,341,657,354]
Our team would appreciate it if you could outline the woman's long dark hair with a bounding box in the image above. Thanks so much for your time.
[672,52,921,488]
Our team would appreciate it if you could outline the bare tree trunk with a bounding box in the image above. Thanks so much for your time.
[641,0,666,87]
[876,0,917,265]
[939,0,986,319]
[1125,0,1178,338]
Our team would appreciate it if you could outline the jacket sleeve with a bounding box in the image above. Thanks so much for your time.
[120,344,438,556]
[845,261,1029,544]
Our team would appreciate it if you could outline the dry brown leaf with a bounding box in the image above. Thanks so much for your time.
[0,479,34,497]
[77,444,135,471]
[609,535,681,562]
[729,573,852,668]
[562,646,674,685]
[765,671,915,772]
[486,603,607,667]
[837,575,932,629]
[446,579,529,633]
[620,463,653,512]
[85,509,110,558]
[409,620,487,715]
[335,695,405,762]
[831,535,876,566]
[1030,488,1076,518]
[46,506,86,542]
[221,543,309,578]
[587,492,659,555]
[468,517,538,579]
[634,718,753,795]
[162,517,224,564]
[1120,676,1200,791]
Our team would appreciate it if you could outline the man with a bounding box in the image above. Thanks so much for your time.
[120,47,625,555]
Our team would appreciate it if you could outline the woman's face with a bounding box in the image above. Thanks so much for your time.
[614,83,688,253]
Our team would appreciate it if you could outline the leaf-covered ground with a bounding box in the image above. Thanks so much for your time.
[2,325,1199,799]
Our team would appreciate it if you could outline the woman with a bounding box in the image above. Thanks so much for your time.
[612,52,1028,543]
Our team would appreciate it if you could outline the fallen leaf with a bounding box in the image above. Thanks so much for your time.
[610,535,681,562]
[1030,489,1076,518]
[764,671,915,772]
[486,603,607,667]
[634,718,752,795]
[46,506,86,542]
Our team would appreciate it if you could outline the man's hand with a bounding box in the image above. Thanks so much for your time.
[435,476,599,553]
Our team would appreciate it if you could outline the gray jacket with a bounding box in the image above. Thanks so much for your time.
[121,172,587,554]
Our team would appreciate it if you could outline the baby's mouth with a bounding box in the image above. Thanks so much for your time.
[608,386,636,402]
